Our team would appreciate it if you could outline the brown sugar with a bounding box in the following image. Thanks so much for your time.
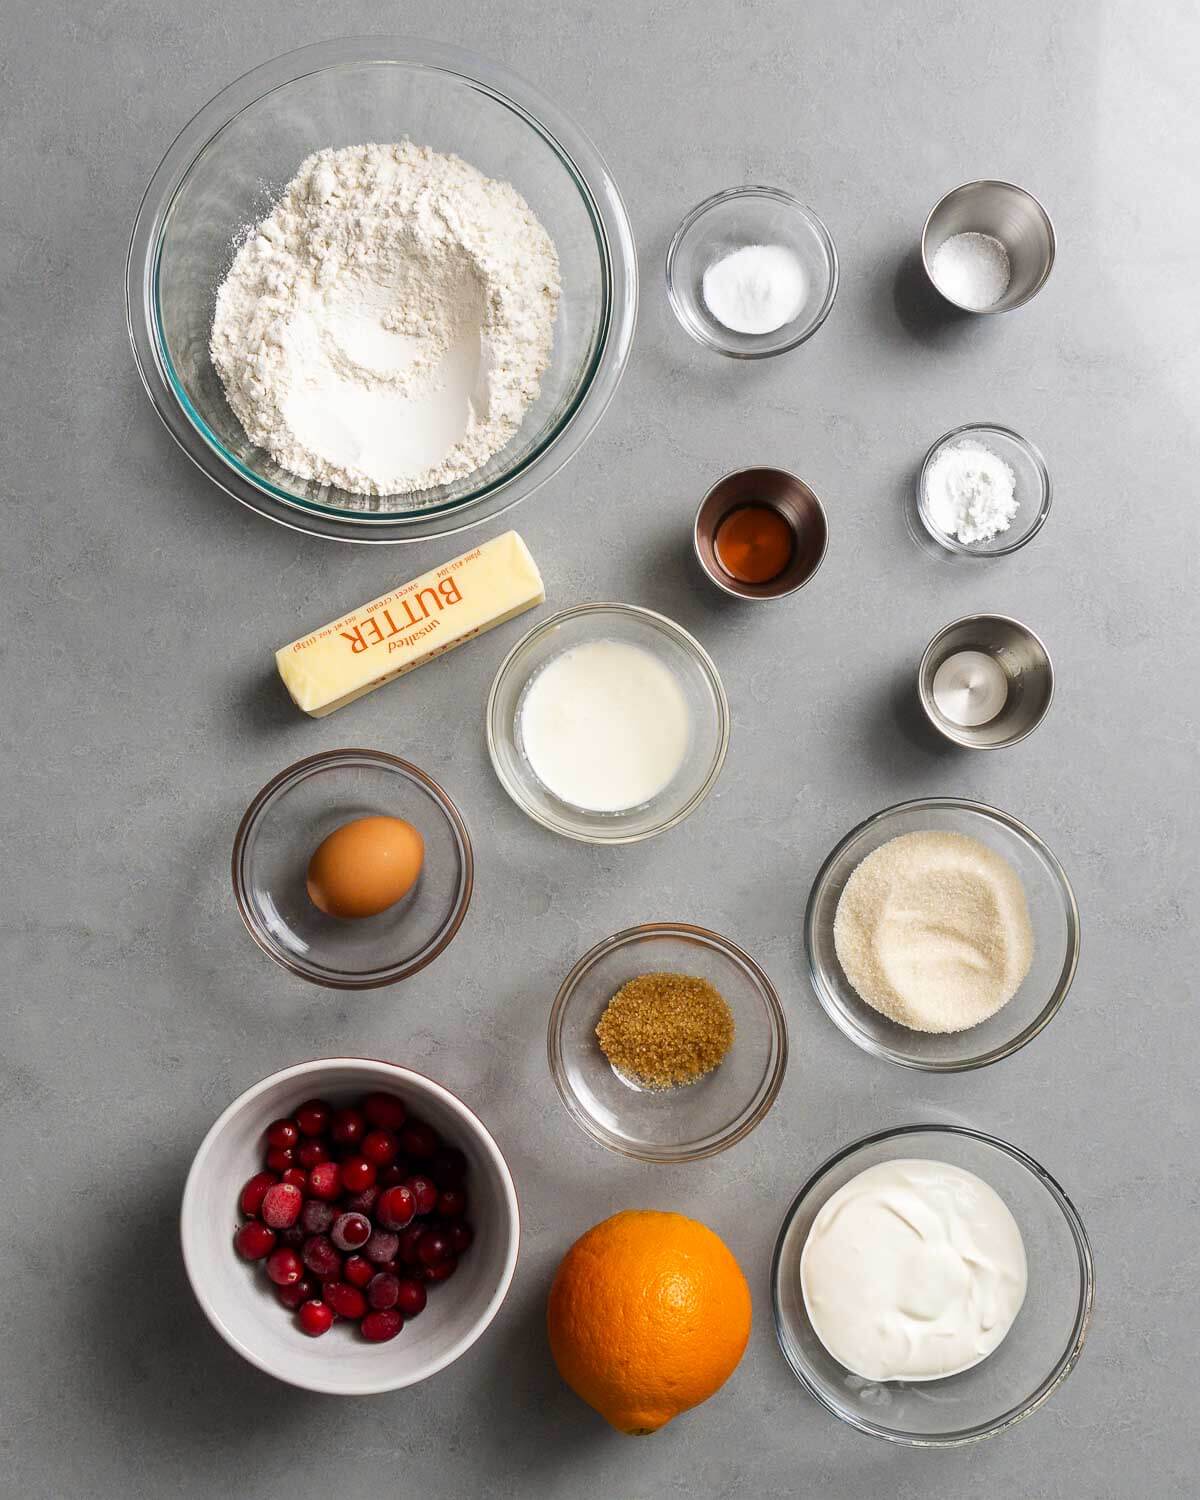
[595,972,735,1090]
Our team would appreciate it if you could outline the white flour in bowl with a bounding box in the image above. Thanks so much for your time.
[210,142,560,498]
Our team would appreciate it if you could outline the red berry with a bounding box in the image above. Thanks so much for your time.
[437,1188,466,1218]
[298,1299,333,1337]
[340,1157,376,1193]
[278,1224,306,1248]
[265,1118,299,1150]
[448,1222,475,1256]
[363,1092,407,1131]
[423,1256,458,1283]
[376,1185,416,1230]
[300,1198,335,1235]
[330,1107,365,1146]
[281,1167,308,1190]
[234,1221,276,1260]
[377,1164,407,1188]
[418,1230,453,1267]
[331,1212,372,1252]
[302,1235,342,1280]
[398,1225,425,1264]
[343,1255,375,1289]
[307,1161,342,1201]
[430,1147,468,1184]
[276,1276,316,1310]
[361,1129,399,1166]
[265,1146,295,1173]
[239,1170,277,1217]
[405,1175,438,1215]
[399,1122,437,1159]
[324,1281,367,1320]
[395,1278,427,1317]
[295,1099,331,1137]
[296,1139,331,1168]
[342,1186,380,1217]
[365,1229,400,1265]
[260,1182,303,1230]
[360,1309,404,1342]
[266,1247,304,1286]
[367,1272,400,1310]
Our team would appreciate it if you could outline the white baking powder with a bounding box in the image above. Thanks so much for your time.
[210,143,560,498]
[924,439,1019,544]
[702,244,807,335]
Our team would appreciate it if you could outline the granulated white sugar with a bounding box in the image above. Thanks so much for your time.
[930,231,1011,310]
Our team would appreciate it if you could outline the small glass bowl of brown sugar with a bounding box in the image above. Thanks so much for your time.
[548,923,788,1162]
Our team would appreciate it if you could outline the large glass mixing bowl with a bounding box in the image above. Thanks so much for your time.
[126,38,637,542]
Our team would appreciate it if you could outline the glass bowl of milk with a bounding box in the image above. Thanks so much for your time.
[486,603,730,843]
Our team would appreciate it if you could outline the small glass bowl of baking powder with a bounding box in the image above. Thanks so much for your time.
[666,186,839,357]
[917,423,1052,557]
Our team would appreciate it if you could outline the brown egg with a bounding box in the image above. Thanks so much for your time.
[306,816,425,920]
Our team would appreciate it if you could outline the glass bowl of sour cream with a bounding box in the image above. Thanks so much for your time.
[486,603,730,843]
[772,1124,1094,1446]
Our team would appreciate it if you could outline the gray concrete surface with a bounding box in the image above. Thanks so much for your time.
[3,2,1198,1496]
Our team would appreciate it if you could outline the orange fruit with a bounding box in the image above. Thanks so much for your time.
[546,1209,751,1434]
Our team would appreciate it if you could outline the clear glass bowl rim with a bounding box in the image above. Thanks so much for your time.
[125,35,638,543]
[486,602,732,845]
[804,796,1080,1071]
[546,921,789,1162]
[230,747,474,989]
[770,1122,1095,1447]
[917,422,1052,557]
[665,184,840,358]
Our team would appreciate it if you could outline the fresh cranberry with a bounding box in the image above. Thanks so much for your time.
[266,1247,304,1286]
[295,1099,331,1137]
[296,1139,331,1168]
[405,1175,438,1215]
[260,1182,303,1230]
[362,1092,407,1131]
[276,1276,315,1310]
[437,1187,466,1218]
[398,1225,425,1264]
[330,1212,372,1252]
[281,1167,308,1191]
[376,1185,416,1230]
[265,1146,295,1173]
[399,1121,437,1160]
[307,1161,342,1201]
[360,1309,404,1342]
[301,1235,342,1280]
[371,1258,400,1278]
[343,1255,375,1289]
[298,1299,334,1337]
[361,1129,399,1166]
[342,1185,380,1217]
[418,1230,453,1267]
[300,1198,335,1235]
[448,1222,475,1256]
[366,1273,400,1311]
[278,1224,306,1248]
[234,1221,276,1260]
[365,1229,400,1265]
[423,1256,458,1283]
[265,1118,299,1150]
[239,1170,277,1217]
[395,1278,427,1317]
[340,1157,376,1193]
[377,1164,407,1188]
[330,1107,365,1146]
[430,1146,468,1184]
[324,1281,367,1320]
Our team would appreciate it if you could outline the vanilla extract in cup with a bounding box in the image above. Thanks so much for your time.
[713,505,794,584]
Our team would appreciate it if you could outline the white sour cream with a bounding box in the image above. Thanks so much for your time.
[518,639,690,813]
[800,1159,1027,1382]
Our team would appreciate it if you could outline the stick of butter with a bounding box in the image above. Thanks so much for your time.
[276,531,545,717]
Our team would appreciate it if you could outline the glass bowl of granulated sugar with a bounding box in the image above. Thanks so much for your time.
[127,38,637,543]
[805,798,1079,1071]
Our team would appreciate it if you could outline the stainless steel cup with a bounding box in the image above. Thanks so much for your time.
[922,181,1055,314]
[918,614,1054,748]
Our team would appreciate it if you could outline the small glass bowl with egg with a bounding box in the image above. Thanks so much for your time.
[232,749,473,988]
[771,1124,1094,1446]
[486,603,730,844]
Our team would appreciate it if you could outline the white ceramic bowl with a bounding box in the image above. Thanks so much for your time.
[181,1059,519,1394]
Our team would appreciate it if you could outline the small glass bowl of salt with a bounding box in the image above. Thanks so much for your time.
[666,186,838,357]
[917,422,1052,557]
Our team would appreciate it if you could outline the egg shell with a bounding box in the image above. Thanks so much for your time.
[306,816,425,920]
